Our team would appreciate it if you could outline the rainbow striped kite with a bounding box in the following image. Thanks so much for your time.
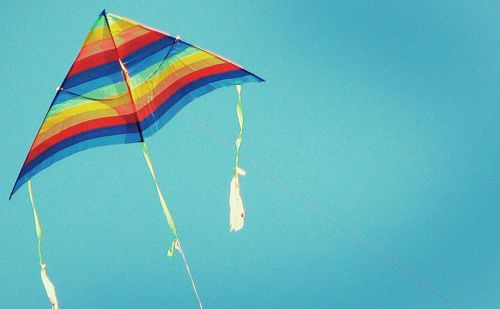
[10,10,263,309]
[11,10,263,197]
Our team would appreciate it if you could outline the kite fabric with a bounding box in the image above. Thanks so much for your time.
[9,9,263,309]
[10,10,264,198]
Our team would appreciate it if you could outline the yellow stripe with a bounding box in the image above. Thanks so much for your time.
[133,57,224,109]
[84,24,112,45]
[131,52,224,109]
[108,13,139,28]
[113,25,150,48]
[34,109,132,149]
[47,95,129,120]
[34,98,134,148]
[41,96,131,132]
[33,106,135,148]
[128,47,197,87]
[107,13,139,43]
[131,49,214,87]
[49,83,128,117]
[40,109,116,135]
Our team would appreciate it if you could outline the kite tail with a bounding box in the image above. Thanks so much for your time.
[141,142,203,309]
[229,85,246,232]
[28,181,59,309]
[141,142,178,255]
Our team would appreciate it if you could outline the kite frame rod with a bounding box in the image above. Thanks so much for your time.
[102,10,145,142]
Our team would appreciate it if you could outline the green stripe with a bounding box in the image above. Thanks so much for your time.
[48,82,128,117]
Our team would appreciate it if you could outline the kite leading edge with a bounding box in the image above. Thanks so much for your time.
[10,9,264,308]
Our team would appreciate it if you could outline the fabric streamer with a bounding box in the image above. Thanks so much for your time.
[141,142,203,309]
[229,85,246,231]
[28,181,59,309]
[141,142,178,256]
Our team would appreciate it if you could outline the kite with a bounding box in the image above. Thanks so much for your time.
[9,10,264,308]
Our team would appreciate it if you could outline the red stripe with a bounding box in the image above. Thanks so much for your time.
[138,62,239,121]
[117,30,167,59]
[66,30,167,77]
[68,49,118,77]
[27,114,137,164]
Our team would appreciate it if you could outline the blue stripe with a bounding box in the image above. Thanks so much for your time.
[127,41,190,76]
[142,69,263,137]
[51,91,75,106]
[62,60,122,90]
[11,131,140,198]
[16,124,140,188]
[122,36,175,72]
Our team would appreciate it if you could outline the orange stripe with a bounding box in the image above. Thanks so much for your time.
[77,38,115,60]
[34,99,134,148]
[112,25,150,47]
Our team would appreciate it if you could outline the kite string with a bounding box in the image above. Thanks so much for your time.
[58,89,128,102]
[140,142,204,309]
[27,181,59,309]
[179,113,460,309]
[175,240,204,309]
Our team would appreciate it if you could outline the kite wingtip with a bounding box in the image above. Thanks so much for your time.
[253,75,266,83]
[101,9,107,16]
[8,179,22,201]
[8,188,17,201]
[8,187,15,201]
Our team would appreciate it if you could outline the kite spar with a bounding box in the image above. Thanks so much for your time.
[10,10,264,308]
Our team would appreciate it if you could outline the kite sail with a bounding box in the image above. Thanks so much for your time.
[10,10,263,308]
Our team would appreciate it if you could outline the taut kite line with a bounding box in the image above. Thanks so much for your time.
[10,10,264,308]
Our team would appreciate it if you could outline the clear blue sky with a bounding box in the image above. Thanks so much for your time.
[1,1,499,308]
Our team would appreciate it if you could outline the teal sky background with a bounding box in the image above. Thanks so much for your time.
[1,1,499,308]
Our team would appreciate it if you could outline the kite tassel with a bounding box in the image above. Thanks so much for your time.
[229,169,246,232]
[28,181,59,309]
[229,85,246,232]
